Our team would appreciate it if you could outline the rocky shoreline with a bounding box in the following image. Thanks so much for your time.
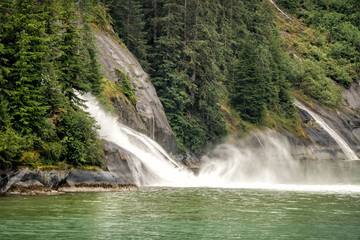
[0,140,140,196]
[0,168,138,196]
[5,181,138,196]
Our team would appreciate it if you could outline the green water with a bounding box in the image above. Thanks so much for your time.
[1,187,360,239]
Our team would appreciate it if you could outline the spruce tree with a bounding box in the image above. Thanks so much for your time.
[56,0,90,105]
[231,40,266,124]
[7,0,53,134]
[108,0,148,65]
[81,21,104,95]
[0,0,12,99]
[0,0,107,169]
[148,0,192,148]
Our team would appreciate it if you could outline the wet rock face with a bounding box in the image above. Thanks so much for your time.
[94,30,178,154]
[65,169,123,185]
[298,109,312,124]
[277,128,346,162]
[342,82,360,111]
[291,98,360,161]
[101,140,135,183]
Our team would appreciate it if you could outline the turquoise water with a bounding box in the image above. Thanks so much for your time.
[1,187,360,239]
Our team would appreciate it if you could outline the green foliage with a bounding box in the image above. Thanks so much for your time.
[107,0,148,66]
[285,56,341,108]
[114,68,137,105]
[275,0,299,14]
[105,0,349,152]
[56,0,91,104]
[227,1,298,127]
[277,0,360,88]
[0,0,105,170]
[6,0,52,134]
[230,40,266,124]
[144,0,229,152]
[0,128,29,169]
[106,0,307,151]
[56,109,104,166]
[84,0,112,28]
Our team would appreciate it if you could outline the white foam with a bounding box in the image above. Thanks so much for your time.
[78,93,360,194]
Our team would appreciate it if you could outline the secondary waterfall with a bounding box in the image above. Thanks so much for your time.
[269,0,292,20]
[294,100,358,160]
[78,93,360,191]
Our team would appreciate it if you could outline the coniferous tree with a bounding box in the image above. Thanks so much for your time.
[0,0,106,169]
[8,0,53,134]
[81,21,104,95]
[0,0,12,99]
[231,40,266,124]
[146,0,191,149]
[108,0,298,151]
[182,0,228,149]
[57,0,90,105]
[108,0,148,66]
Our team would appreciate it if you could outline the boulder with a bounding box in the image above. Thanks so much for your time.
[65,169,126,186]
[102,140,136,182]
[0,140,138,194]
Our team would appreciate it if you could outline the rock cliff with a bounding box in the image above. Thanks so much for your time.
[288,84,360,161]
[94,30,178,155]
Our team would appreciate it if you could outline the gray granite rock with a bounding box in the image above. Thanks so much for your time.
[95,30,178,154]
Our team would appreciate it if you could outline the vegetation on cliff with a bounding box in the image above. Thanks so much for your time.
[107,0,360,153]
[0,0,106,169]
[1,0,358,167]
[274,0,359,106]
[107,0,308,152]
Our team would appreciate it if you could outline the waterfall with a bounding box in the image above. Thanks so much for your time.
[79,93,301,187]
[77,93,359,191]
[269,0,292,20]
[294,100,358,160]
[79,93,196,186]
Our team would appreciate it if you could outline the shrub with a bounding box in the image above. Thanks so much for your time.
[114,68,137,105]
[56,109,104,167]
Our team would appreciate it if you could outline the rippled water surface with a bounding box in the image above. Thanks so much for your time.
[1,187,360,239]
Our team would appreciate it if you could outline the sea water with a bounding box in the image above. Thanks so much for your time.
[1,187,360,239]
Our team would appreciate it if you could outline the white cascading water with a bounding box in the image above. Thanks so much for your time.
[79,93,196,186]
[269,0,292,20]
[294,100,358,161]
[79,93,360,192]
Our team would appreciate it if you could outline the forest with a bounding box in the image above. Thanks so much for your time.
[107,0,359,152]
[1,0,359,169]
[0,0,106,169]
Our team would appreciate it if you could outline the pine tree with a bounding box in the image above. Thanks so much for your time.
[56,0,90,105]
[231,40,266,124]
[0,0,13,100]
[7,0,54,134]
[81,21,104,95]
[108,0,148,65]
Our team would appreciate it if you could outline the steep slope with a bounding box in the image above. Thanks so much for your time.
[94,30,178,155]
[289,99,360,161]
[104,0,360,162]
[269,0,360,161]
